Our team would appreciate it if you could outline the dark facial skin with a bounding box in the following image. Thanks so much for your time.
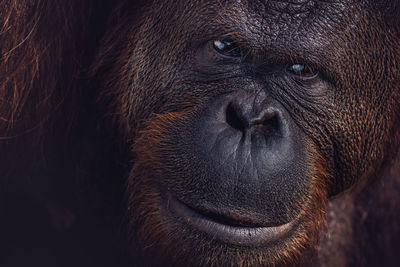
[95,0,400,266]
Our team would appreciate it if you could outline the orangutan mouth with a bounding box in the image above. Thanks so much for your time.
[167,192,296,247]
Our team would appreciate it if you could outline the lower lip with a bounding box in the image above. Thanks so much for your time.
[166,193,296,247]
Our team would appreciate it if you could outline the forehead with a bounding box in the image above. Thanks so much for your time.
[198,0,357,57]
[241,0,349,13]
[222,0,353,35]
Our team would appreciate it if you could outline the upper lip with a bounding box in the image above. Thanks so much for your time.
[166,193,296,246]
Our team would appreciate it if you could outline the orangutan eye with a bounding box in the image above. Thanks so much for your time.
[287,64,318,79]
[213,40,241,58]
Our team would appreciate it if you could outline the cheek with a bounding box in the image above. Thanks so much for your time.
[328,95,395,193]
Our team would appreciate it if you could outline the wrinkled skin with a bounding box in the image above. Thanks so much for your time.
[0,0,399,267]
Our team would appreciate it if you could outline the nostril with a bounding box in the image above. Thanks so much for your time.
[261,112,280,135]
[225,102,282,134]
[226,103,246,131]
